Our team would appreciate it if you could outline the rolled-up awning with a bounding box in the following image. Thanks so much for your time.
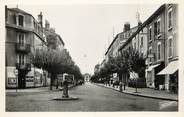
[157,60,178,75]
[147,64,160,71]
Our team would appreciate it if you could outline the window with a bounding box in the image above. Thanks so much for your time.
[140,37,143,47]
[13,13,17,25]
[134,43,136,49]
[168,37,173,57]
[168,8,172,29]
[17,54,25,65]
[154,22,157,36]
[149,26,152,41]
[157,18,161,35]
[157,42,161,60]
[18,33,25,46]
[149,47,152,63]
[18,14,24,26]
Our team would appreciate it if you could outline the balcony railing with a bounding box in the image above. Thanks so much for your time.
[16,63,31,71]
[15,43,31,53]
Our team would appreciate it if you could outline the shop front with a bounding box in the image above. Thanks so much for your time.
[146,62,165,89]
[157,60,178,93]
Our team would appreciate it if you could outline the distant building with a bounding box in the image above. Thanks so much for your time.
[105,23,138,61]
[5,6,47,88]
[44,20,65,51]
[105,23,138,82]
[84,73,90,82]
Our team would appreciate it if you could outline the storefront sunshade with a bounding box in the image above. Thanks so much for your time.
[157,60,178,75]
[35,68,43,74]
[147,64,160,71]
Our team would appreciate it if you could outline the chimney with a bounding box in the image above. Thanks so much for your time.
[50,28,55,33]
[38,12,43,27]
[123,22,130,32]
[45,20,50,29]
[138,21,142,27]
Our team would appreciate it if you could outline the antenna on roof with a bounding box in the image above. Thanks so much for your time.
[112,26,115,39]
[136,11,140,22]
[107,34,110,47]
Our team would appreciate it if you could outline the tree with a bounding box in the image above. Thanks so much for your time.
[122,47,146,92]
[31,48,79,90]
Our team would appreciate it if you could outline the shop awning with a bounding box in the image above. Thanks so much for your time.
[35,68,43,74]
[157,60,178,75]
[147,64,160,71]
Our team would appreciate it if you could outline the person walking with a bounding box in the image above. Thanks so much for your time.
[119,81,123,92]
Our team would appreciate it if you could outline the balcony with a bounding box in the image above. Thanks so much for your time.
[16,63,31,71]
[16,43,31,53]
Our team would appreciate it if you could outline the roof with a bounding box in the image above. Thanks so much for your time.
[45,29,65,46]
[119,4,166,51]
[8,7,36,20]
[57,34,65,46]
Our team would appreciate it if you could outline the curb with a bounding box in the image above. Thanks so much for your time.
[94,83,178,102]
[6,85,77,93]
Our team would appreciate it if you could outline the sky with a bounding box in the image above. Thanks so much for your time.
[7,4,162,74]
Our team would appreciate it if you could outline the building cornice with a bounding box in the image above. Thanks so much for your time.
[6,23,47,46]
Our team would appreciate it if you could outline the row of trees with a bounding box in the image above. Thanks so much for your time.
[31,48,83,90]
[91,47,146,91]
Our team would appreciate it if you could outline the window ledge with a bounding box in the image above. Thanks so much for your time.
[168,56,173,60]
[157,59,162,62]
[168,27,173,31]
[157,34,162,38]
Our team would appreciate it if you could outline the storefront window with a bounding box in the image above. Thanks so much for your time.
[168,37,173,57]
[157,43,161,60]
[168,8,172,29]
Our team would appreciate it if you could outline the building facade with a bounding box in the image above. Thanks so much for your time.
[118,4,178,92]
[5,6,48,88]
[104,23,138,83]
[146,4,178,92]
[44,20,65,51]
[157,4,178,92]
[84,73,91,82]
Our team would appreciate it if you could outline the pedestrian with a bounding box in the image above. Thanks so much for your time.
[119,81,123,92]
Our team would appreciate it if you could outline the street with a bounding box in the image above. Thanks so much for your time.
[6,83,178,111]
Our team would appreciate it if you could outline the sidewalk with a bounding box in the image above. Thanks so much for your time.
[95,83,178,101]
[6,84,75,93]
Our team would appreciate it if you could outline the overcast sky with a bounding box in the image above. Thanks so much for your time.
[8,4,162,74]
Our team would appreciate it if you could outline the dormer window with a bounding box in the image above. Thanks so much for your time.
[168,7,173,30]
[18,14,24,27]
[157,18,161,36]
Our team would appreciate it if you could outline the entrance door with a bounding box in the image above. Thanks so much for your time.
[18,72,26,88]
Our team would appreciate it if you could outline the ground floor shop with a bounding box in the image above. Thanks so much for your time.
[6,66,48,89]
[158,60,178,93]
[146,62,165,90]
[146,60,178,93]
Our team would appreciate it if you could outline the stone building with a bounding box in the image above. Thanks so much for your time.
[5,6,47,88]
[118,4,178,92]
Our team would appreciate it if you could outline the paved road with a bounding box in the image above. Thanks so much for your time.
[6,82,178,111]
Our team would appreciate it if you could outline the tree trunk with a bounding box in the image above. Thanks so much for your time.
[56,77,59,89]
[50,73,55,90]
